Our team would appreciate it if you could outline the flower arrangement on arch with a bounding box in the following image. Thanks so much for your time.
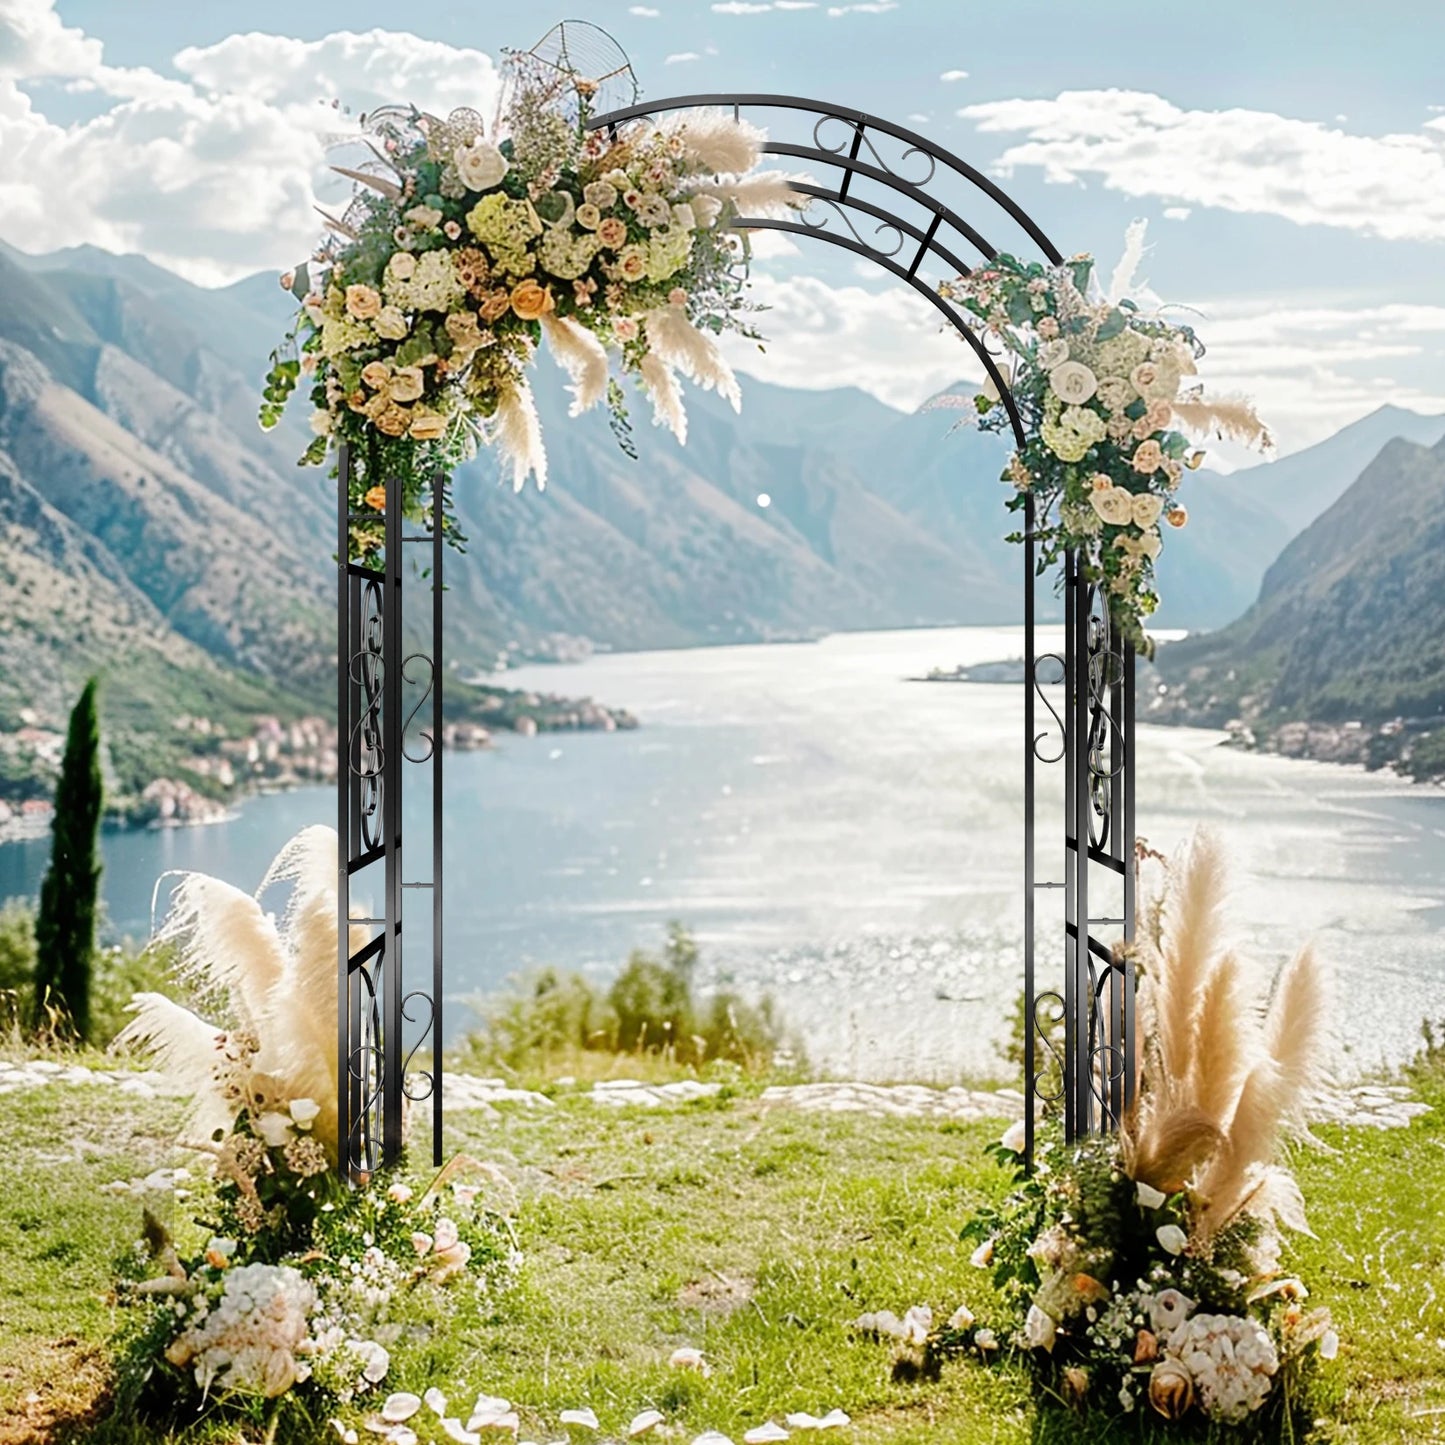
[260,57,802,561]
[940,249,1272,655]
[867,831,1339,1433]
[109,827,519,1430]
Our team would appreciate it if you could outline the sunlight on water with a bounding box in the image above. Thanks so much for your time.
[4,626,1443,1082]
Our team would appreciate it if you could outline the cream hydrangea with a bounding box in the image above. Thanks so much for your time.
[165,1263,316,1398]
[382,249,464,313]
[1168,1313,1278,1424]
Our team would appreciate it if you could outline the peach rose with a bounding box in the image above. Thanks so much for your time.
[1147,1359,1193,1420]
[409,410,447,440]
[364,485,388,512]
[346,285,382,320]
[617,244,647,281]
[1167,506,1188,528]
[478,288,511,322]
[510,279,555,320]
[1131,439,1164,474]
[374,405,411,437]
[596,216,627,248]
[361,360,391,391]
[389,365,425,403]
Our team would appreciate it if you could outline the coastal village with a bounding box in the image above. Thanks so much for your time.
[0,687,636,840]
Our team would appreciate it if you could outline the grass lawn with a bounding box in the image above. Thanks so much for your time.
[0,1054,1442,1445]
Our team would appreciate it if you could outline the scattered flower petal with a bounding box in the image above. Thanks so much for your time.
[559,1407,599,1429]
[1155,1224,1188,1256]
[441,1421,481,1445]
[628,1410,665,1437]
[743,1425,790,1443]
[1135,1180,1167,1209]
[331,1422,360,1445]
[382,1395,423,1423]
[425,1389,449,1418]
[669,1347,710,1376]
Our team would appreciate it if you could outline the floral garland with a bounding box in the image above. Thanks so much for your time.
[260,56,800,562]
[109,829,518,1430]
[941,252,1271,655]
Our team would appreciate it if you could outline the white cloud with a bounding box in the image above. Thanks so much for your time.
[940,69,969,82]
[719,271,976,410]
[906,112,930,125]
[712,1,775,10]
[827,2,899,12]
[957,89,1445,242]
[1162,206,1190,221]
[628,4,661,13]
[665,51,701,64]
[0,5,501,284]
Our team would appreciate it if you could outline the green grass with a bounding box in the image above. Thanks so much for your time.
[0,1055,1441,1445]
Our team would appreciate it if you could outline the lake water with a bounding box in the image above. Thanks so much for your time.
[4,625,1444,1081]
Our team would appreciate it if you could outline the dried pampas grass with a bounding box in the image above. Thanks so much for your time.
[541,313,609,417]
[665,109,765,175]
[1124,827,1330,1244]
[113,827,347,1162]
[639,352,687,444]
[643,305,741,412]
[691,171,807,220]
[492,379,548,492]
[1171,393,1273,452]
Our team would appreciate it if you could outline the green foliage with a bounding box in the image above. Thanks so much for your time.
[459,923,788,1075]
[0,896,36,993]
[31,676,103,1041]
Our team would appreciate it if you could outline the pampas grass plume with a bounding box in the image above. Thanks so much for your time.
[643,305,741,412]
[667,109,764,175]
[493,380,548,492]
[541,313,609,417]
[639,352,687,444]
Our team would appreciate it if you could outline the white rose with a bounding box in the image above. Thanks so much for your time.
[254,1111,293,1147]
[1037,340,1070,370]
[1049,360,1098,405]
[671,201,697,231]
[288,1097,322,1127]
[454,139,509,192]
[1090,486,1135,527]
[309,410,334,437]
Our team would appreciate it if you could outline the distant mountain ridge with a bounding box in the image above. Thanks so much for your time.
[3,239,1444,793]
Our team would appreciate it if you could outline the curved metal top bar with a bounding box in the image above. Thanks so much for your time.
[733,216,1026,449]
[763,142,999,264]
[585,92,1064,266]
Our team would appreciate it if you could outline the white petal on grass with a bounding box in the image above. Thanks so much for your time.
[783,1411,850,1431]
[389,1431,419,1445]
[668,1346,709,1372]
[744,1425,791,1443]
[691,1434,736,1445]
[441,1422,482,1445]
[470,1397,513,1422]
[559,1408,600,1429]
[424,1390,449,1418]
[382,1394,423,1423]
[628,1411,666,1437]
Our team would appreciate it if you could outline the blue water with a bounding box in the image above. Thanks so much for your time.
[5,626,1444,1079]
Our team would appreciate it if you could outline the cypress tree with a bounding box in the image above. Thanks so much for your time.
[31,677,104,1041]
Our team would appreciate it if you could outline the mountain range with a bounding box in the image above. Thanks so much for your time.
[1,239,1442,798]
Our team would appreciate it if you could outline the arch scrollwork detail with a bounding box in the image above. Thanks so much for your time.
[811,112,938,188]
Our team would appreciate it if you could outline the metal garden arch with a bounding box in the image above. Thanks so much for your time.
[336,93,1136,1182]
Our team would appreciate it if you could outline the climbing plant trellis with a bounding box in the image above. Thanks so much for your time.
[335,93,1136,1182]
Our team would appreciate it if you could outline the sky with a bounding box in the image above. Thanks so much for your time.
[1,0,1443,457]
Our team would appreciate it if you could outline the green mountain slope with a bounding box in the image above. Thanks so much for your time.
[1153,433,1445,777]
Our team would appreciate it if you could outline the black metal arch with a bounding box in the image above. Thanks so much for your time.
[335,92,1136,1182]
